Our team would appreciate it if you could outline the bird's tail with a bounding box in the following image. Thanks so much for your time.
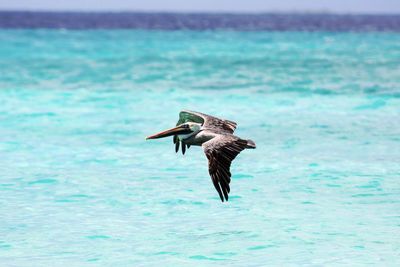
[246,139,256,149]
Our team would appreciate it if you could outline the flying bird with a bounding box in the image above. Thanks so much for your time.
[146,110,256,202]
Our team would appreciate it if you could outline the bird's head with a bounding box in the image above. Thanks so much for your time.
[186,122,201,132]
[146,122,202,140]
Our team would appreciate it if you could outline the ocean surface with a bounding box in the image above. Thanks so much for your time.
[0,13,400,266]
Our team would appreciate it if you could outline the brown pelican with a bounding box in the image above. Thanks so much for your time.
[146,110,256,202]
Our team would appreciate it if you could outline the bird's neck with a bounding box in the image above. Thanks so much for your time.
[177,130,197,141]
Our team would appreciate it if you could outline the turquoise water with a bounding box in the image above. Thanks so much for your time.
[1,30,400,266]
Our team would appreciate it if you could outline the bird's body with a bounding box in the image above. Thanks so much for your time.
[146,110,256,202]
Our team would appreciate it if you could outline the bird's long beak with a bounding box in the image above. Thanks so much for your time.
[146,125,189,140]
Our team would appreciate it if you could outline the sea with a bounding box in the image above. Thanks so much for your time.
[0,12,399,266]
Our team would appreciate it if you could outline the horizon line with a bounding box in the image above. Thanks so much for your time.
[1,9,400,16]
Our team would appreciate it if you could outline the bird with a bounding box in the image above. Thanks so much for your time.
[146,110,256,202]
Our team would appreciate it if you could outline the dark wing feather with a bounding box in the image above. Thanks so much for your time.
[182,143,186,155]
[202,136,248,202]
[177,110,237,134]
[173,135,180,153]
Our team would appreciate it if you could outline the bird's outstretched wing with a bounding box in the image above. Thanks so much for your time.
[177,110,237,134]
[202,135,250,202]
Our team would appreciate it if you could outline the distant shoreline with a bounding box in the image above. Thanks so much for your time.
[1,9,400,15]
[1,11,399,31]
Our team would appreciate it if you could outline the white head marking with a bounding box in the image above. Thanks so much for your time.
[178,122,202,141]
